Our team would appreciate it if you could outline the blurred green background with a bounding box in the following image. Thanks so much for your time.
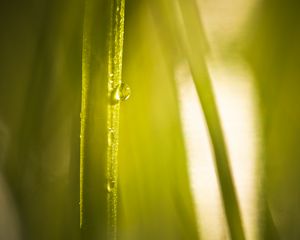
[1,0,300,239]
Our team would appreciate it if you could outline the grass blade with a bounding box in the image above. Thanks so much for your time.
[149,0,246,238]
[80,0,126,239]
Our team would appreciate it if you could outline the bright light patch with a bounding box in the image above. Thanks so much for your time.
[176,59,260,240]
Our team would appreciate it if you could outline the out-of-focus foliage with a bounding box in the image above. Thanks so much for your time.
[1,0,300,239]
[245,0,300,238]
[0,0,83,239]
[119,4,199,239]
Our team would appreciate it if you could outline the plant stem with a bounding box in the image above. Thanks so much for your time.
[175,1,246,239]
[150,0,246,238]
[80,1,126,238]
[107,0,126,239]
[80,2,89,228]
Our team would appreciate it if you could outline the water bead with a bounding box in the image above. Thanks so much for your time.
[111,82,131,104]
[107,179,116,193]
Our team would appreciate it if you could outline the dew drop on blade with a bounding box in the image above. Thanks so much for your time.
[107,179,116,193]
[111,82,131,104]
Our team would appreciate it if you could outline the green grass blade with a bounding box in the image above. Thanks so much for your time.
[149,0,246,238]
[80,0,126,239]
[176,2,245,239]
[176,2,246,239]
[80,0,111,238]
[107,0,126,238]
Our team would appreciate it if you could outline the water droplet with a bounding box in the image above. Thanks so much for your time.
[111,82,131,104]
[109,73,114,78]
[107,179,116,193]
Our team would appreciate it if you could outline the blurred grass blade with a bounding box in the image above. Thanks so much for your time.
[245,1,300,238]
[176,1,246,239]
[118,2,200,239]
[80,0,111,238]
[2,0,83,239]
[149,0,246,239]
